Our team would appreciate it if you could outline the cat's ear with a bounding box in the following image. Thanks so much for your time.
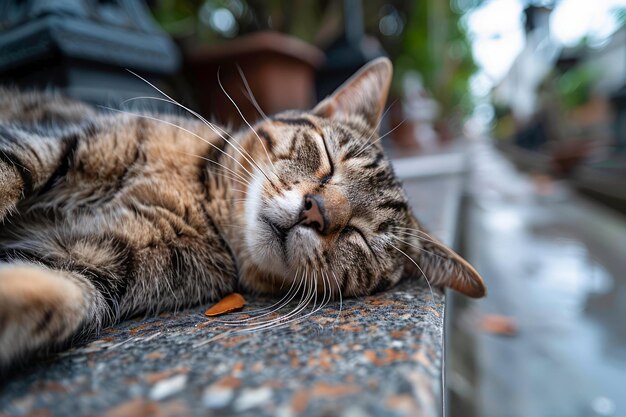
[403,220,486,298]
[313,57,392,129]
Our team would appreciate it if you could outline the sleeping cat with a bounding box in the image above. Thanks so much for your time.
[0,58,485,368]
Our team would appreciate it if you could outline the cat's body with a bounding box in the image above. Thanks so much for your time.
[0,59,485,369]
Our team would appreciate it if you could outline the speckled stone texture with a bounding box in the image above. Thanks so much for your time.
[0,167,462,417]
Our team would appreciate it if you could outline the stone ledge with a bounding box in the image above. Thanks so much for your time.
[0,152,465,417]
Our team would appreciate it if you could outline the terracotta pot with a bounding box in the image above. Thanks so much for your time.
[185,31,324,126]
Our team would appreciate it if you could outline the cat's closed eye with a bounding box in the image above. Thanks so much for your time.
[340,225,356,235]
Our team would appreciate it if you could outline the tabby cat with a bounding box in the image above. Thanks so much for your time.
[0,58,485,369]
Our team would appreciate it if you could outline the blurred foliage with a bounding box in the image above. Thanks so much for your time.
[557,65,601,111]
[151,0,334,45]
[392,1,479,116]
[150,0,482,117]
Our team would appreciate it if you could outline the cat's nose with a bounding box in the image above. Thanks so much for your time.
[300,194,327,234]
[299,188,351,236]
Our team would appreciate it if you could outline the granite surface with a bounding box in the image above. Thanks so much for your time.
[0,163,463,417]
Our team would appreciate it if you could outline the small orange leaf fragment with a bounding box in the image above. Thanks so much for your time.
[204,293,246,317]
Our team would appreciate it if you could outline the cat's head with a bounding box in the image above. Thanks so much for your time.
[233,58,485,299]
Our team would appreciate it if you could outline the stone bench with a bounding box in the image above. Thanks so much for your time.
[0,150,467,417]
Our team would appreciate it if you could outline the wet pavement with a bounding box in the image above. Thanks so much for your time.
[448,141,626,417]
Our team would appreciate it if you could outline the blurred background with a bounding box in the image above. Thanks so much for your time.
[1,1,625,416]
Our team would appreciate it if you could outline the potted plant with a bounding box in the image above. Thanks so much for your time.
[151,0,327,125]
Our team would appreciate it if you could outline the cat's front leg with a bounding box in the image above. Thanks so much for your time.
[0,263,106,370]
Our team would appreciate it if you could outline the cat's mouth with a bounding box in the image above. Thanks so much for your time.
[251,209,319,278]
[262,216,288,244]
[259,215,290,259]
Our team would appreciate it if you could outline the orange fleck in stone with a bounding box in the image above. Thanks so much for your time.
[215,375,242,389]
[145,351,166,360]
[364,349,408,366]
[263,379,284,389]
[390,330,406,339]
[291,390,310,414]
[160,401,189,416]
[424,306,441,318]
[311,382,361,397]
[363,350,378,363]
[386,394,419,413]
[412,351,431,368]
[338,322,363,332]
[251,362,264,373]
[232,362,245,375]
[104,399,158,417]
[204,293,246,317]
[144,367,189,384]
[220,335,248,348]
[129,322,154,334]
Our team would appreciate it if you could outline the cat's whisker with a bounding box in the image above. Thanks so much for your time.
[393,225,433,237]
[217,69,278,181]
[122,73,255,159]
[222,177,250,189]
[205,171,251,188]
[261,274,329,330]
[218,223,248,230]
[330,271,343,325]
[388,242,436,306]
[311,271,332,322]
[236,270,314,332]
[98,106,257,182]
[391,236,447,260]
[353,99,397,156]
[355,117,405,158]
[191,168,250,189]
[174,151,251,185]
[393,229,438,242]
[224,269,307,327]
[320,271,332,310]
[392,227,443,246]
[229,188,251,197]
[278,268,333,327]
[202,121,272,185]
[217,270,303,325]
[319,271,328,311]
[281,277,323,328]
[121,71,261,173]
[119,96,263,184]
[252,274,319,332]
[237,65,270,123]
[304,271,318,320]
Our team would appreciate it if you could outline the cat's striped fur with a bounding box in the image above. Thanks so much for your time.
[0,58,485,369]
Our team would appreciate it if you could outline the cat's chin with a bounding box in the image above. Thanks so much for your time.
[246,216,292,277]
[246,221,320,279]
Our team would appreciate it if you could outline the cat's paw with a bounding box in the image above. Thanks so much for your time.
[0,264,87,367]
[0,161,23,221]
